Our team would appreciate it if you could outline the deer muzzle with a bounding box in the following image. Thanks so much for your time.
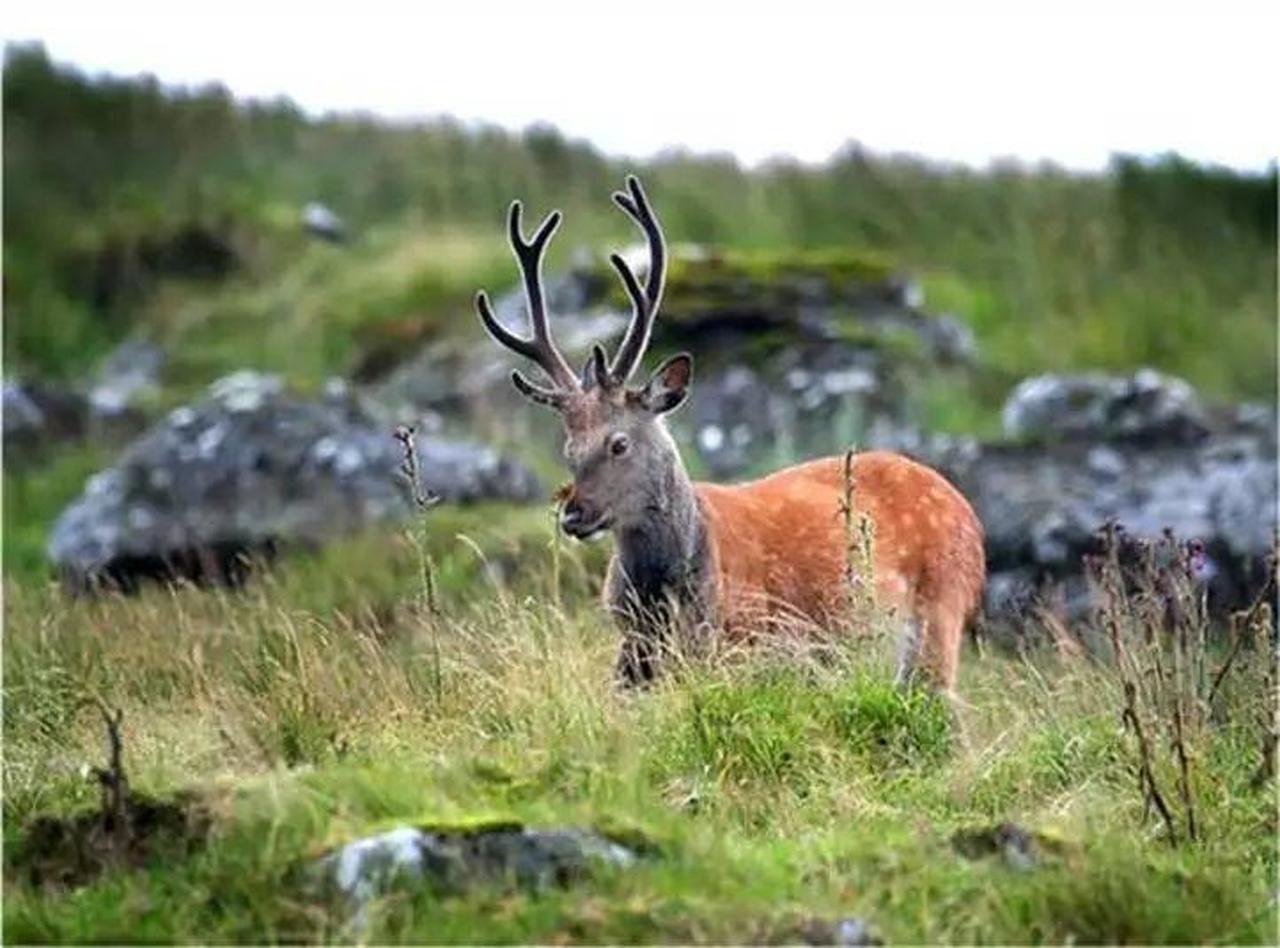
[560,496,612,540]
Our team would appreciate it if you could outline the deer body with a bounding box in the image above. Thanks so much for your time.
[475,176,985,691]
[601,442,984,688]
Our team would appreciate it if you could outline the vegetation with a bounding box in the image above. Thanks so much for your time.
[4,506,1276,943]
[3,42,1277,945]
[5,43,1276,403]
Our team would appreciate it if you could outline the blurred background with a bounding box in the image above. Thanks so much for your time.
[3,5,1276,633]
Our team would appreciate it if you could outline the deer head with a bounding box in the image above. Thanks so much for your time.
[475,176,693,540]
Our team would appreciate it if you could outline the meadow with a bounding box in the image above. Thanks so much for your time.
[3,44,1278,944]
[3,505,1276,943]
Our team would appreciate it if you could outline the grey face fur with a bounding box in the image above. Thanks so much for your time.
[557,354,693,540]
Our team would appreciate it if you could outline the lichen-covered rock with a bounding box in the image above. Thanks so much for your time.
[922,408,1276,627]
[302,202,347,243]
[2,380,89,458]
[318,822,639,931]
[690,343,910,479]
[1002,369,1209,444]
[952,822,1058,872]
[4,342,163,464]
[370,246,974,476]
[47,371,541,590]
[89,338,164,419]
[796,916,882,946]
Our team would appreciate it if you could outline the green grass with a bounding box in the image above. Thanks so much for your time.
[6,44,1277,411]
[3,510,1275,944]
[3,44,1277,944]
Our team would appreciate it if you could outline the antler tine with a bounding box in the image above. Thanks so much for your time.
[608,175,667,383]
[474,200,578,391]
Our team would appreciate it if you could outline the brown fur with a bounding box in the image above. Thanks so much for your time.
[688,452,986,689]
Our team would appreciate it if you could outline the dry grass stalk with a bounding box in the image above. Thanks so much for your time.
[838,448,879,638]
[87,701,131,857]
[394,424,442,618]
[1091,523,1276,844]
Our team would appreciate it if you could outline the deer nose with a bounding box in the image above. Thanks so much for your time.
[560,497,611,539]
[560,504,585,531]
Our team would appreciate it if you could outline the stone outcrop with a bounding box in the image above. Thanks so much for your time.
[48,371,540,590]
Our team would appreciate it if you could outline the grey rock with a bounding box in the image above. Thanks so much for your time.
[2,380,89,459]
[1002,369,1209,444]
[366,247,974,462]
[952,822,1042,872]
[687,344,908,480]
[922,417,1276,626]
[302,202,347,243]
[90,338,164,419]
[319,823,639,931]
[47,371,541,590]
[798,916,882,946]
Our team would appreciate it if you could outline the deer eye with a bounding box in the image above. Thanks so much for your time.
[608,433,630,457]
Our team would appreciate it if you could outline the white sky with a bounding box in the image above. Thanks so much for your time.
[5,0,1277,171]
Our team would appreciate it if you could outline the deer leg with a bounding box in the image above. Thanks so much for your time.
[894,617,924,688]
[614,635,660,688]
[912,603,972,748]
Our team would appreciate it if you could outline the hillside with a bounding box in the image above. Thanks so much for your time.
[5,43,1277,401]
[3,43,1277,945]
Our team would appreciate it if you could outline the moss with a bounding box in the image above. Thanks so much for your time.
[602,247,900,324]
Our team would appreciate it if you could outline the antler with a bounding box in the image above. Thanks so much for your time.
[606,175,667,385]
[475,201,579,395]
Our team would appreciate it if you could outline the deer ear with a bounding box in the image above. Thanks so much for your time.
[637,353,693,414]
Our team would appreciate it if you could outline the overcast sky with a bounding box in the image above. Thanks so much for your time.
[6,1,1276,171]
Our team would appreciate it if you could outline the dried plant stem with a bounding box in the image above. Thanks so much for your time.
[88,701,131,857]
[1121,682,1180,845]
[1171,703,1197,842]
[840,449,857,590]
[838,448,878,637]
[395,425,441,617]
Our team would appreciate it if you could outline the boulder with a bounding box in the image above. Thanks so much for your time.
[923,387,1276,630]
[48,371,541,590]
[89,338,164,420]
[1002,369,1209,444]
[369,246,974,473]
[318,822,639,932]
[4,341,163,463]
[2,380,88,457]
[302,202,347,243]
[796,917,882,946]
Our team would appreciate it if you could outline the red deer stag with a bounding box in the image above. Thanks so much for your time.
[475,176,985,693]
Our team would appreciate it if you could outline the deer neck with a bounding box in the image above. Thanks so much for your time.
[613,442,709,606]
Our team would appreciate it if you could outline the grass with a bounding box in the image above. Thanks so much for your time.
[7,45,1277,413]
[3,44,1277,944]
[3,508,1276,944]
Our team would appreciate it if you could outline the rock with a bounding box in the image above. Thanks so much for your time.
[47,371,541,590]
[922,408,1276,629]
[797,916,882,946]
[689,343,909,480]
[89,338,164,419]
[302,202,347,243]
[1002,369,1209,444]
[2,379,89,460]
[952,822,1043,871]
[4,343,163,463]
[371,247,971,473]
[318,823,639,931]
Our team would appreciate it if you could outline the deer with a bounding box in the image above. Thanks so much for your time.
[474,175,986,695]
